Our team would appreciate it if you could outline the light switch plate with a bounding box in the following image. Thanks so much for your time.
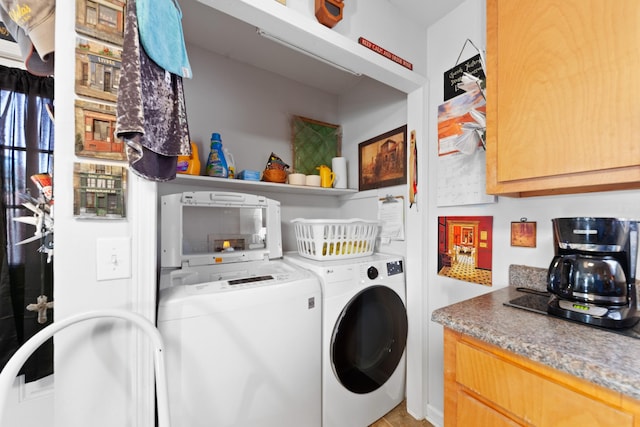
[96,237,131,281]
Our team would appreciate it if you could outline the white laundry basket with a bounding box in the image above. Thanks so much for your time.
[291,218,379,260]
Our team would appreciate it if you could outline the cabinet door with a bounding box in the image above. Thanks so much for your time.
[486,0,640,195]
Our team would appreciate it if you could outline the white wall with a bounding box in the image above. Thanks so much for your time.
[337,74,410,256]
[423,1,640,425]
[53,0,151,425]
[182,43,341,174]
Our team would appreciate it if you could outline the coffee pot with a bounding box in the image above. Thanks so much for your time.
[547,217,639,328]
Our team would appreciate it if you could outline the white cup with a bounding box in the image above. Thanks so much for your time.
[305,175,321,187]
[288,173,306,186]
[332,157,347,189]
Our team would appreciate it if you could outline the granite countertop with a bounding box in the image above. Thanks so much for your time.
[431,265,640,401]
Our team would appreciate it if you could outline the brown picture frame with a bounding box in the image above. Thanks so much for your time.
[510,221,537,248]
[358,125,407,191]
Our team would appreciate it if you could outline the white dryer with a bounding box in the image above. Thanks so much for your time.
[157,192,322,427]
[284,252,407,427]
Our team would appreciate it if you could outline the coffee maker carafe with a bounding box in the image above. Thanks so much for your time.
[547,217,639,329]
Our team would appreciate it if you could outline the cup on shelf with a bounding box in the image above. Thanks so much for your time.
[331,157,347,189]
[305,175,321,187]
[288,173,306,186]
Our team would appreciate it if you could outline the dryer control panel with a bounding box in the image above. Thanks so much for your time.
[386,260,404,276]
[363,258,404,281]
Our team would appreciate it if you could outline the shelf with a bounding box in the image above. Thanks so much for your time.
[168,174,358,197]
[181,0,426,95]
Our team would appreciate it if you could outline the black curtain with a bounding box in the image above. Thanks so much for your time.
[0,65,54,382]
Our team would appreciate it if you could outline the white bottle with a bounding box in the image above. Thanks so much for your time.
[223,147,235,179]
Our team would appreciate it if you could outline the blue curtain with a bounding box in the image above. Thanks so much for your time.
[0,65,54,382]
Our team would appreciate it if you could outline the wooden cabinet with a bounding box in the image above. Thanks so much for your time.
[444,328,640,426]
[485,0,640,196]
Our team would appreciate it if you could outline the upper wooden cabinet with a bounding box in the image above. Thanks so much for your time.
[486,0,640,196]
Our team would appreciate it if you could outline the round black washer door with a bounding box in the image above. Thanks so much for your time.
[331,285,407,394]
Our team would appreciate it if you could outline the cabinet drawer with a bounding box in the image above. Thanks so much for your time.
[457,390,521,427]
[455,341,634,427]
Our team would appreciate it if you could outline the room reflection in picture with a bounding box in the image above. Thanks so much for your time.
[437,216,493,286]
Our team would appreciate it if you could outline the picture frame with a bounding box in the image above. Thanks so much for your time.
[73,162,127,219]
[74,100,125,161]
[437,215,493,286]
[75,0,126,46]
[510,220,537,248]
[291,116,341,175]
[75,37,122,102]
[358,125,407,191]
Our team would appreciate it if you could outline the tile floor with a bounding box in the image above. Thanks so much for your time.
[438,261,492,286]
[369,401,435,427]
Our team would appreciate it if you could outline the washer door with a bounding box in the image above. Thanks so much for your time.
[331,285,407,394]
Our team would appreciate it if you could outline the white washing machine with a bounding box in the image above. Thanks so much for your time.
[157,192,322,427]
[284,252,407,427]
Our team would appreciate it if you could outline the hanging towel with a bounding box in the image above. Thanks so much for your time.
[116,0,191,182]
[136,0,192,78]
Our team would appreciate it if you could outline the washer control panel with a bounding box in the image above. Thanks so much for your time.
[386,260,404,276]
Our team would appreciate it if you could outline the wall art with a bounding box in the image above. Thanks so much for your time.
[73,162,127,219]
[75,37,122,102]
[437,215,493,286]
[75,100,125,161]
[291,116,341,175]
[358,125,407,191]
[510,219,537,248]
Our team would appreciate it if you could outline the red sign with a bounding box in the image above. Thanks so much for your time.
[358,37,413,70]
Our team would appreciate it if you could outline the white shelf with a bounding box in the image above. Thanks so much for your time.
[169,174,358,196]
[182,0,426,95]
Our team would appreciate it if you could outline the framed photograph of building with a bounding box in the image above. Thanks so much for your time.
[73,162,127,219]
[75,37,121,102]
[75,100,125,160]
[76,0,126,46]
[358,125,407,191]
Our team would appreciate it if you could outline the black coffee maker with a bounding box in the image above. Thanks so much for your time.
[547,217,639,329]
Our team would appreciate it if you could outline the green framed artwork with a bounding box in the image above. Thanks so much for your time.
[291,116,341,175]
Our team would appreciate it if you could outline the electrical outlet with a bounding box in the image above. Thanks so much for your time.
[96,237,131,281]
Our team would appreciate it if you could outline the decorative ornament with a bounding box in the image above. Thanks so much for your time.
[26,295,54,324]
[315,0,343,28]
[13,173,55,324]
[454,39,487,151]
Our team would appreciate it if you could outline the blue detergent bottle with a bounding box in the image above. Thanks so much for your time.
[206,132,228,178]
